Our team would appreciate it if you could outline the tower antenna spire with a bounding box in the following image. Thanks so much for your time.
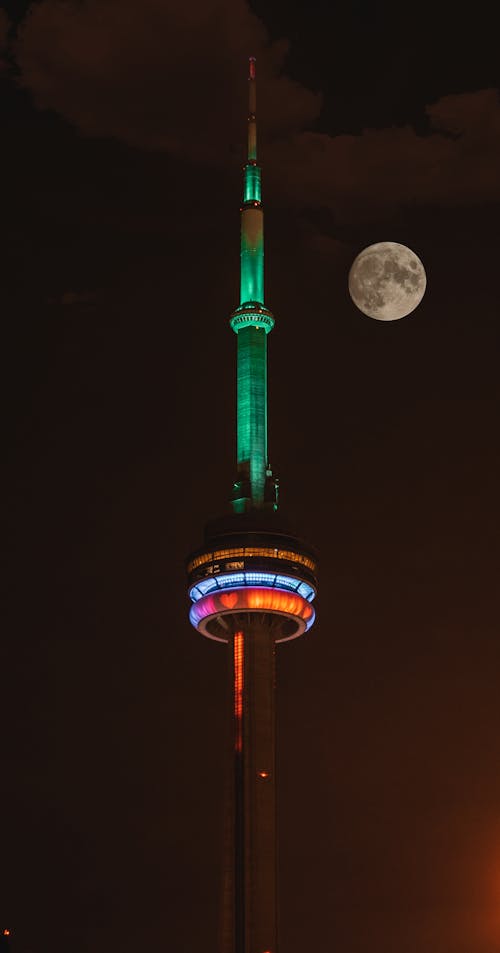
[248,56,257,162]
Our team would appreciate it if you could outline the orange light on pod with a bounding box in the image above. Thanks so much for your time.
[190,585,315,640]
[247,588,305,617]
[258,771,270,779]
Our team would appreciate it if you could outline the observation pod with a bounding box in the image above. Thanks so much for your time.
[187,521,317,643]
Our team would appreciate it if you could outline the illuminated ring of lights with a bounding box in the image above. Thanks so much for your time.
[189,570,316,604]
[189,586,315,643]
[230,303,275,334]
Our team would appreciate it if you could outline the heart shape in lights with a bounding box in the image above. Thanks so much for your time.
[220,591,239,609]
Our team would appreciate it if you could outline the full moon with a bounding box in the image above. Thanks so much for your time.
[348,241,426,321]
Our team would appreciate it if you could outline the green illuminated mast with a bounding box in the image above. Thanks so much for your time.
[230,57,277,514]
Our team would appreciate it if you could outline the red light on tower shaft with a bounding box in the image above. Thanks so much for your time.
[234,632,244,752]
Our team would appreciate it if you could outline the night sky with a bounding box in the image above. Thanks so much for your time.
[3,2,500,951]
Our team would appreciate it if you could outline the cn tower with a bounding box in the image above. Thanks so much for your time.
[186,57,318,953]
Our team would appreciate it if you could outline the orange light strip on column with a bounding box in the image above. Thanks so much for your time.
[234,631,244,752]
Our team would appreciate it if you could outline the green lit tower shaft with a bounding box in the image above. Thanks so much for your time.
[230,56,276,513]
[186,57,318,953]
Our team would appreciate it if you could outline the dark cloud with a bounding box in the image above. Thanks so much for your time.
[13,0,320,160]
[265,89,500,222]
[12,1,500,228]
[48,290,96,307]
[0,8,8,39]
[0,8,11,69]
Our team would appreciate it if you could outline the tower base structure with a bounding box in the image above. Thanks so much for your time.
[186,512,318,953]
